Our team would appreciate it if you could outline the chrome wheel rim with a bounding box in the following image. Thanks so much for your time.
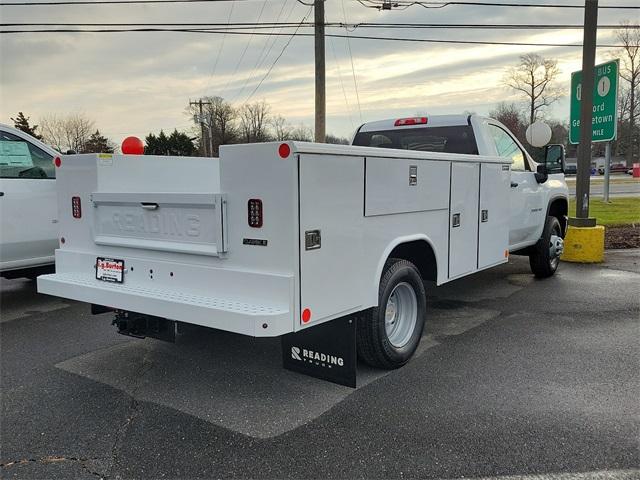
[549,226,564,269]
[384,282,418,348]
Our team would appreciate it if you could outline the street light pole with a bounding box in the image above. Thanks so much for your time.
[572,0,598,227]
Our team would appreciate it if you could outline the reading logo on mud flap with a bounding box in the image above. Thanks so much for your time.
[291,346,344,367]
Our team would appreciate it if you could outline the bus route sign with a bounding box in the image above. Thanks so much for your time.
[569,59,619,144]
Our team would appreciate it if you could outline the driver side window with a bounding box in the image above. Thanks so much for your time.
[488,125,527,171]
[0,131,55,179]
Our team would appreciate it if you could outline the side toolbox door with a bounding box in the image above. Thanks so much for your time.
[449,162,480,278]
[298,154,364,328]
[478,163,510,269]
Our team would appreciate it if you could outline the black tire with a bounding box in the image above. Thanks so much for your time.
[357,258,426,369]
[529,216,563,278]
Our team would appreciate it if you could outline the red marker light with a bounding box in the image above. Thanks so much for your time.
[302,308,311,323]
[54,157,62,168]
[278,143,291,159]
[394,117,428,127]
[122,136,145,155]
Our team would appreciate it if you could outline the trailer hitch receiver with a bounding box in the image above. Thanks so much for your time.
[112,311,177,343]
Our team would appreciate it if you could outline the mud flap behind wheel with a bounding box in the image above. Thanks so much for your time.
[281,315,357,388]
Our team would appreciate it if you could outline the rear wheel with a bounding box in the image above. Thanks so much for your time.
[529,216,564,278]
[357,258,426,369]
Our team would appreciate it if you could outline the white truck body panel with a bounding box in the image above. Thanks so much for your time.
[38,141,512,337]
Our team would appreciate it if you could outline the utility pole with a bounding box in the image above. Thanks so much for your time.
[572,0,598,227]
[314,0,326,143]
[189,98,212,156]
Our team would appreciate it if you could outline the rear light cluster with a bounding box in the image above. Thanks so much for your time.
[72,196,82,219]
[394,117,428,127]
[248,199,263,228]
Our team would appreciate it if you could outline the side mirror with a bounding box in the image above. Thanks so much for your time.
[544,144,565,174]
[535,164,548,184]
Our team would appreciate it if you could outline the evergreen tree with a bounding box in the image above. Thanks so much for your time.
[11,112,42,140]
[145,129,195,156]
[82,130,114,153]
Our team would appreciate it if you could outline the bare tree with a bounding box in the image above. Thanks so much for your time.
[489,102,526,144]
[187,96,238,156]
[271,115,293,141]
[325,133,350,145]
[39,113,95,153]
[614,21,640,164]
[239,101,271,143]
[504,53,561,125]
[288,124,313,142]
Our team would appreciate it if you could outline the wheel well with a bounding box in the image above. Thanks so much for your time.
[387,240,437,282]
[548,198,568,236]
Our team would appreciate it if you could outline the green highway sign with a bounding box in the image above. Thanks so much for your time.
[569,59,619,144]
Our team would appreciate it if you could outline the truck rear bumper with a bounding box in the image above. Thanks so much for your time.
[37,252,295,337]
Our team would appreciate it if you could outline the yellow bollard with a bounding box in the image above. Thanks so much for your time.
[561,225,605,263]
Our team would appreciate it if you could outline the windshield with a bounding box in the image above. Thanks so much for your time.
[352,125,478,155]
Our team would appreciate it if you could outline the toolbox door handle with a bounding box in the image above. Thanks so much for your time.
[140,202,159,210]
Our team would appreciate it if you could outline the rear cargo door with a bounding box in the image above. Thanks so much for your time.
[298,154,364,327]
[91,192,227,256]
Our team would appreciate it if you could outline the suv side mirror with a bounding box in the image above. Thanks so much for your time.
[544,144,565,174]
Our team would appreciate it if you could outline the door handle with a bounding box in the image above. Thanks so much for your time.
[0,192,4,196]
[140,202,159,210]
[510,181,519,188]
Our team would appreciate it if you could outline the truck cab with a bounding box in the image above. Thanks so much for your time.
[351,114,569,254]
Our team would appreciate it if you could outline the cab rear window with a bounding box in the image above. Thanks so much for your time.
[352,125,478,155]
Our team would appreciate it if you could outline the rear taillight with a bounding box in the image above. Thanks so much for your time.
[394,117,428,127]
[54,156,62,167]
[248,199,263,228]
[72,196,82,219]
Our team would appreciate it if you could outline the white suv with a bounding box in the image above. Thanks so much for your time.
[0,123,59,279]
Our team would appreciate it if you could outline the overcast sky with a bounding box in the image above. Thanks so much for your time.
[0,0,638,143]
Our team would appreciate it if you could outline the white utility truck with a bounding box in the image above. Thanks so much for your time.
[38,114,568,386]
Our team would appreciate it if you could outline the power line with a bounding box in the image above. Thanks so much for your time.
[231,0,290,102]
[1,22,633,29]
[243,5,313,104]
[355,1,640,10]
[0,0,250,4]
[340,0,361,123]
[221,0,268,98]
[1,0,637,5]
[201,0,235,96]
[329,35,355,130]
[1,28,635,49]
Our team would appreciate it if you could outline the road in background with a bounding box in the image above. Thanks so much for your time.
[1,253,639,479]
[565,175,640,197]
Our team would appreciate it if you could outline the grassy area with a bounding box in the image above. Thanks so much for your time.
[569,197,640,226]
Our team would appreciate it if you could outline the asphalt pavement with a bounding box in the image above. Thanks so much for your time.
[1,252,639,479]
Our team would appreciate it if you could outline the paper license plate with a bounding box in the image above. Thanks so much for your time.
[96,257,124,283]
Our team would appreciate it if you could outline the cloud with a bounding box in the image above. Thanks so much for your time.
[0,0,635,141]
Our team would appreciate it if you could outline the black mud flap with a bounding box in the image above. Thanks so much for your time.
[281,315,357,388]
